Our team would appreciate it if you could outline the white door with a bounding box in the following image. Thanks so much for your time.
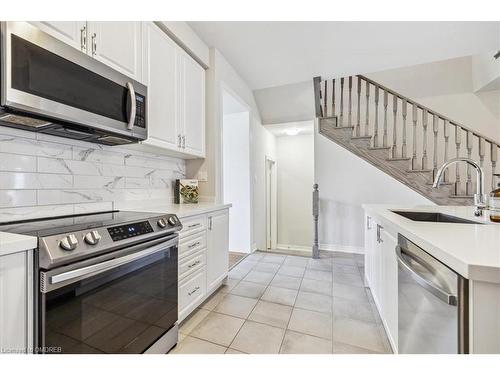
[30,21,87,52]
[206,210,229,291]
[87,22,142,81]
[142,22,179,150]
[180,51,205,157]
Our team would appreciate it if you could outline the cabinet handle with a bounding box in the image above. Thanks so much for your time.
[188,286,200,296]
[366,216,372,230]
[177,134,182,148]
[182,135,186,148]
[208,217,213,230]
[80,26,87,52]
[376,224,384,243]
[188,241,200,249]
[188,260,201,269]
[188,223,200,229]
[91,33,97,56]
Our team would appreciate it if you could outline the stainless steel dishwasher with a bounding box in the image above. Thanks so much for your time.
[396,234,469,354]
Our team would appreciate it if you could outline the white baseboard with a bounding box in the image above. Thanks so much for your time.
[319,243,364,254]
[276,243,311,252]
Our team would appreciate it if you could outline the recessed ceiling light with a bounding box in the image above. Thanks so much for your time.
[285,128,300,136]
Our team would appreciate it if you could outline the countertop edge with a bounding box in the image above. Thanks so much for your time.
[0,232,37,257]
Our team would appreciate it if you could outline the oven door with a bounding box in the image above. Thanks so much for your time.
[0,22,147,143]
[38,235,178,354]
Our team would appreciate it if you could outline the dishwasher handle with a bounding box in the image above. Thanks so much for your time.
[396,245,457,306]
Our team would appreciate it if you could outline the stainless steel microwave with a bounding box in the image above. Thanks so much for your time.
[0,22,147,145]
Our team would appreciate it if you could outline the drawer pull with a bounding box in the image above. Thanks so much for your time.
[188,260,201,269]
[188,286,200,296]
[188,223,201,229]
[188,241,201,249]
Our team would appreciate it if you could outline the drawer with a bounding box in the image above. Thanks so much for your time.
[180,215,206,238]
[179,268,206,316]
[179,249,206,280]
[179,232,206,259]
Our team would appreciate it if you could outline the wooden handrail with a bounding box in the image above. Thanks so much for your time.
[357,75,500,148]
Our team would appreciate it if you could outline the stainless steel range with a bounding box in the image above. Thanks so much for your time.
[0,210,182,354]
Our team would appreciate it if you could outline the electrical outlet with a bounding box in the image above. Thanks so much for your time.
[197,171,208,182]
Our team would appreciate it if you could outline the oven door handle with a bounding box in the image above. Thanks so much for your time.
[50,238,177,285]
[126,82,136,130]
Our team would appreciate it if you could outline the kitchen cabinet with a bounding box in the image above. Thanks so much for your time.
[177,208,229,322]
[141,22,205,159]
[142,22,179,150]
[364,214,398,352]
[87,22,142,82]
[30,21,143,82]
[206,210,229,292]
[0,250,33,353]
[30,21,87,51]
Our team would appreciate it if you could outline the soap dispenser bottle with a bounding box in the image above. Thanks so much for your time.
[489,174,500,222]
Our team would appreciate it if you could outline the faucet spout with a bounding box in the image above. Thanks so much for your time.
[432,157,487,216]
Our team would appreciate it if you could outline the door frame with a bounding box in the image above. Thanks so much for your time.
[265,155,277,250]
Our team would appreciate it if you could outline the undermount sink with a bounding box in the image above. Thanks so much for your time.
[391,210,482,224]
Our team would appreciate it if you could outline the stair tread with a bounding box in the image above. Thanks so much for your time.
[406,169,433,173]
[328,126,354,130]
[426,181,453,186]
[351,135,372,140]
[369,146,391,150]
[450,194,474,198]
[387,157,411,161]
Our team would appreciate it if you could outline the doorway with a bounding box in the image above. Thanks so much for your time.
[222,88,252,256]
[265,156,277,251]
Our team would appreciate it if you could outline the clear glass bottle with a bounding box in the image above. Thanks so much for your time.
[490,174,500,223]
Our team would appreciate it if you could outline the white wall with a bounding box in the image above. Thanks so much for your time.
[314,122,433,253]
[222,111,251,253]
[254,81,315,125]
[276,133,314,250]
[186,48,276,251]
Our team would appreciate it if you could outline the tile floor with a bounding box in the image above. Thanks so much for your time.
[172,251,392,354]
[228,251,247,269]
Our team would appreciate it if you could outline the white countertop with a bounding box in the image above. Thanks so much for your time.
[0,232,37,257]
[115,199,232,218]
[363,204,500,283]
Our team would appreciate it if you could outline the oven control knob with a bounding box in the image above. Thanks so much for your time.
[60,234,78,251]
[157,218,167,228]
[84,230,102,245]
[167,216,178,226]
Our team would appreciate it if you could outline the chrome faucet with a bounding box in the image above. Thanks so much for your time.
[433,157,488,216]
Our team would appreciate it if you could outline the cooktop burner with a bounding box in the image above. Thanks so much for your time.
[0,210,165,237]
[0,210,183,269]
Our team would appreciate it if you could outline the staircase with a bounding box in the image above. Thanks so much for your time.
[313,75,500,205]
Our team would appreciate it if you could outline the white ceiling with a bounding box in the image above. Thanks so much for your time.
[189,21,500,90]
[266,121,314,137]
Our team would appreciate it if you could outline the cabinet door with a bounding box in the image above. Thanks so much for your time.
[30,21,87,52]
[142,22,179,150]
[364,214,376,286]
[381,229,398,351]
[87,22,142,81]
[206,210,229,291]
[180,51,205,157]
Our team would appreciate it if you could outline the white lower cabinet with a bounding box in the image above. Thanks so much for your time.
[364,214,398,353]
[177,209,229,322]
[0,250,34,353]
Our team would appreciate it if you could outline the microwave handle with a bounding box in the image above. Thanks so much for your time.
[126,82,137,130]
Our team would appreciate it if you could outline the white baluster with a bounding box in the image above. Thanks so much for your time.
[348,76,353,128]
[402,99,408,158]
[383,90,388,148]
[340,77,344,127]
[422,109,428,170]
[432,114,439,180]
[356,77,361,136]
[455,126,462,195]
[411,103,418,170]
[373,86,379,147]
[466,131,473,195]
[443,120,450,182]
[365,81,370,136]
[392,95,398,158]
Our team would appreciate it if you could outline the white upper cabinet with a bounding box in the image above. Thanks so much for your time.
[30,21,87,52]
[180,50,205,157]
[142,22,178,150]
[87,22,142,82]
[141,23,206,159]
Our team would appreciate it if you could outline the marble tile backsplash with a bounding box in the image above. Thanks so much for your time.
[0,126,186,222]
